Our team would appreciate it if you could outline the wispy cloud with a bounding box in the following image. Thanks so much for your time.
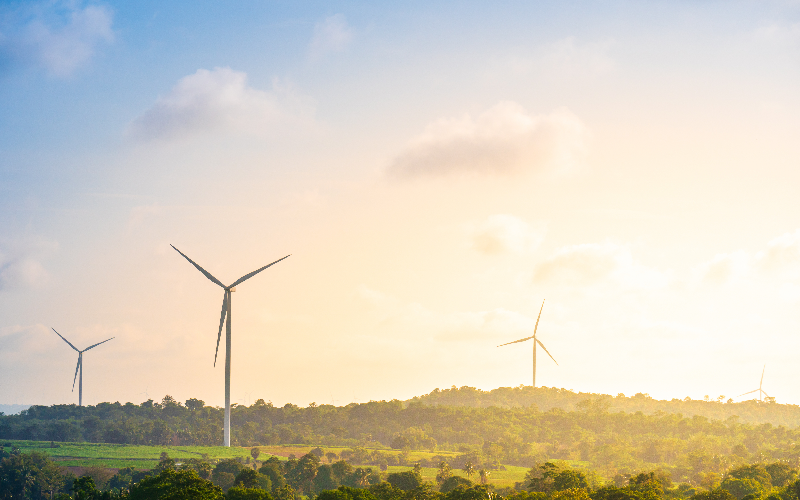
[533,242,668,290]
[388,102,588,179]
[308,14,353,60]
[127,67,315,142]
[467,214,545,255]
[0,1,113,77]
[0,238,56,292]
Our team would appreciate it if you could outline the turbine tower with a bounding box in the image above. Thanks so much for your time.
[171,245,289,447]
[52,329,113,406]
[497,300,557,387]
[738,365,770,402]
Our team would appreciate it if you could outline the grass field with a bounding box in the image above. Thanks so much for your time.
[2,440,530,487]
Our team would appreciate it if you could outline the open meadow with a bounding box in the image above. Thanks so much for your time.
[2,440,533,488]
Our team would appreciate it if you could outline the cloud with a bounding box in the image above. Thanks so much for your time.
[387,102,588,178]
[0,2,113,77]
[694,251,751,286]
[127,67,315,142]
[756,229,800,278]
[0,238,56,292]
[308,14,353,60]
[540,37,615,75]
[467,214,544,255]
[533,242,667,289]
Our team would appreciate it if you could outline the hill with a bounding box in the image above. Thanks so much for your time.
[409,385,800,427]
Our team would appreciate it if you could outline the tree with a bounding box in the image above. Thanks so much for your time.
[326,452,339,464]
[478,469,490,485]
[463,462,475,480]
[441,476,473,493]
[227,486,273,500]
[720,478,764,500]
[72,476,100,500]
[766,462,796,487]
[251,448,261,465]
[186,398,205,411]
[0,450,67,500]
[127,469,224,500]
[690,489,737,500]
[387,470,424,491]
[437,462,453,487]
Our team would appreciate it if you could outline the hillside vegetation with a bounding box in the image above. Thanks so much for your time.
[3,387,800,483]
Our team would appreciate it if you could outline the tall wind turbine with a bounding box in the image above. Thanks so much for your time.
[738,365,771,402]
[52,329,113,407]
[497,300,557,387]
[171,245,289,447]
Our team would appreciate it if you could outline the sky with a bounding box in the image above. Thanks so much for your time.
[2,1,800,409]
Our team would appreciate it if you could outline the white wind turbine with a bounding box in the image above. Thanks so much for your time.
[52,329,114,406]
[497,300,558,387]
[172,245,289,447]
[738,365,771,402]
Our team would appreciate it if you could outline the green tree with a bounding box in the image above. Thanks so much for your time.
[440,476,472,493]
[0,450,67,500]
[720,478,765,500]
[72,476,100,500]
[436,462,453,487]
[251,448,262,463]
[127,469,224,500]
[387,470,424,491]
[463,462,475,480]
[765,462,796,488]
[227,486,273,500]
[690,489,737,500]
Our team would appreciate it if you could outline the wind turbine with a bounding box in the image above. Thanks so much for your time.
[738,365,771,402]
[497,300,557,387]
[171,245,289,447]
[52,329,113,406]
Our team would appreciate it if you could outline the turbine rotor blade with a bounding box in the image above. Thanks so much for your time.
[83,337,114,352]
[761,390,771,398]
[532,300,545,338]
[497,336,534,347]
[230,255,291,288]
[171,245,225,288]
[72,355,81,391]
[53,328,79,352]
[214,293,227,367]
[737,389,758,397]
[536,339,558,366]
[760,365,765,389]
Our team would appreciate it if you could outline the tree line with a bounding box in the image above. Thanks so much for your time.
[3,392,800,482]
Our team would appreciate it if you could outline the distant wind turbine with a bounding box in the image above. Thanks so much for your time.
[738,365,771,402]
[171,245,289,447]
[497,300,557,387]
[52,329,113,407]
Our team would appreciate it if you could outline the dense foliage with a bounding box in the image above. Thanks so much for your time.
[3,389,800,481]
[5,448,800,500]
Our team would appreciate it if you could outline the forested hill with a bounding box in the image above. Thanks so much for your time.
[408,385,800,427]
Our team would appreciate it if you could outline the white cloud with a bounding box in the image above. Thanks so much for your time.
[467,214,544,255]
[756,229,800,278]
[533,242,667,289]
[388,102,588,178]
[308,14,353,60]
[127,67,315,142]
[0,2,113,77]
[694,250,751,286]
[0,238,56,292]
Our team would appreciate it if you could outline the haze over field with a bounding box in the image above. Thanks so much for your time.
[1,1,800,408]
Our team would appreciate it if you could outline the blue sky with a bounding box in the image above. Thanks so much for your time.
[2,1,800,408]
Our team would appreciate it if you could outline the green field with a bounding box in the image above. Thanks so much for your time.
[2,440,531,487]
